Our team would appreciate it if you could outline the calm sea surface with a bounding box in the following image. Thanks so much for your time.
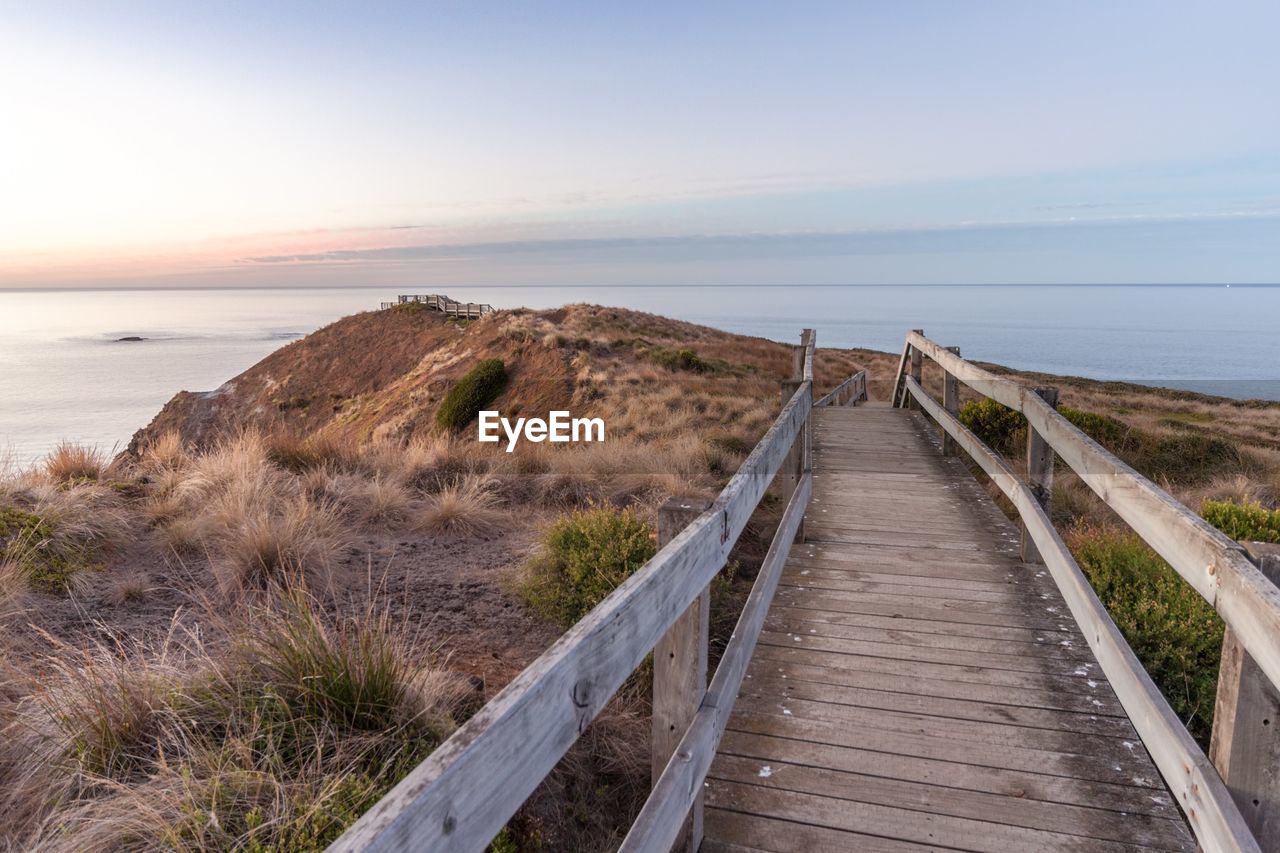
[1,285,1276,464]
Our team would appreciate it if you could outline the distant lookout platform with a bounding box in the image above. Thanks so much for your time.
[380,293,494,319]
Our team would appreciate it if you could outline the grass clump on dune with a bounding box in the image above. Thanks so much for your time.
[436,359,508,433]
[518,506,655,627]
[12,595,473,850]
[43,442,107,483]
[0,492,120,592]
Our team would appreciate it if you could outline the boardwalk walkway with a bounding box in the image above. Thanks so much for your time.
[703,402,1196,851]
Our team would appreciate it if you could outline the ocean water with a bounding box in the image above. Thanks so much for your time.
[1,285,1277,465]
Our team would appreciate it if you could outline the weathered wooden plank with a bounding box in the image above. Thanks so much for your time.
[704,809,933,853]
[739,673,1135,737]
[718,730,1178,818]
[903,374,1257,852]
[727,711,1151,787]
[748,651,1125,716]
[764,610,1091,659]
[706,779,1163,852]
[764,604,1082,646]
[732,692,1135,758]
[771,589,1081,633]
[756,630,1095,677]
[710,754,1191,848]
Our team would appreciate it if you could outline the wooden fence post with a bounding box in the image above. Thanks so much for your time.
[907,329,923,411]
[1020,386,1058,562]
[652,496,713,852]
[942,346,960,456]
[1211,541,1280,847]
[781,379,805,543]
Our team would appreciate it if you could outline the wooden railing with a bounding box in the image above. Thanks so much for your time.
[814,369,867,407]
[381,294,495,318]
[892,330,1280,852]
[330,329,869,852]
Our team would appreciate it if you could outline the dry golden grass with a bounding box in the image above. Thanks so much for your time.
[105,571,150,606]
[43,442,107,483]
[0,559,27,623]
[4,595,473,850]
[416,476,507,540]
[209,495,344,595]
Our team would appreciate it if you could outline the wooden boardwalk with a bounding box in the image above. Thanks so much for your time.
[702,403,1196,851]
[336,331,1275,853]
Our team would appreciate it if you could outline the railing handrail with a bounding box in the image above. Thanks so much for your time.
[330,330,831,852]
[892,330,1280,851]
[814,369,867,407]
[893,332,1280,693]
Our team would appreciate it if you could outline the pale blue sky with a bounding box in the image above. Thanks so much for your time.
[1,0,1278,286]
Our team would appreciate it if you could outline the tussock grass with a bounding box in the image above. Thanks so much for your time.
[43,442,107,483]
[266,431,359,474]
[6,595,473,850]
[416,476,506,541]
[0,485,127,591]
[0,559,27,622]
[209,495,343,595]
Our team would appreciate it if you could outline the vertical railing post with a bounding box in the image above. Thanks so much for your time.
[781,378,805,543]
[652,496,713,853]
[801,329,814,480]
[1211,542,1280,847]
[907,329,923,410]
[942,346,960,456]
[1020,386,1058,562]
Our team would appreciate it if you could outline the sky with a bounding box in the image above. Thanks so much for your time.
[2,0,1279,288]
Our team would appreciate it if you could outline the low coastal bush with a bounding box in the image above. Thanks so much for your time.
[957,399,1240,483]
[435,359,508,432]
[958,398,1025,453]
[649,347,710,373]
[518,506,656,627]
[1201,499,1280,543]
[1069,526,1223,746]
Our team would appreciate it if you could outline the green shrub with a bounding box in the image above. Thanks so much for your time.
[435,359,508,432]
[1201,500,1280,543]
[957,398,1026,453]
[957,398,1239,483]
[1059,406,1130,446]
[1069,527,1223,746]
[518,506,656,627]
[650,347,709,373]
